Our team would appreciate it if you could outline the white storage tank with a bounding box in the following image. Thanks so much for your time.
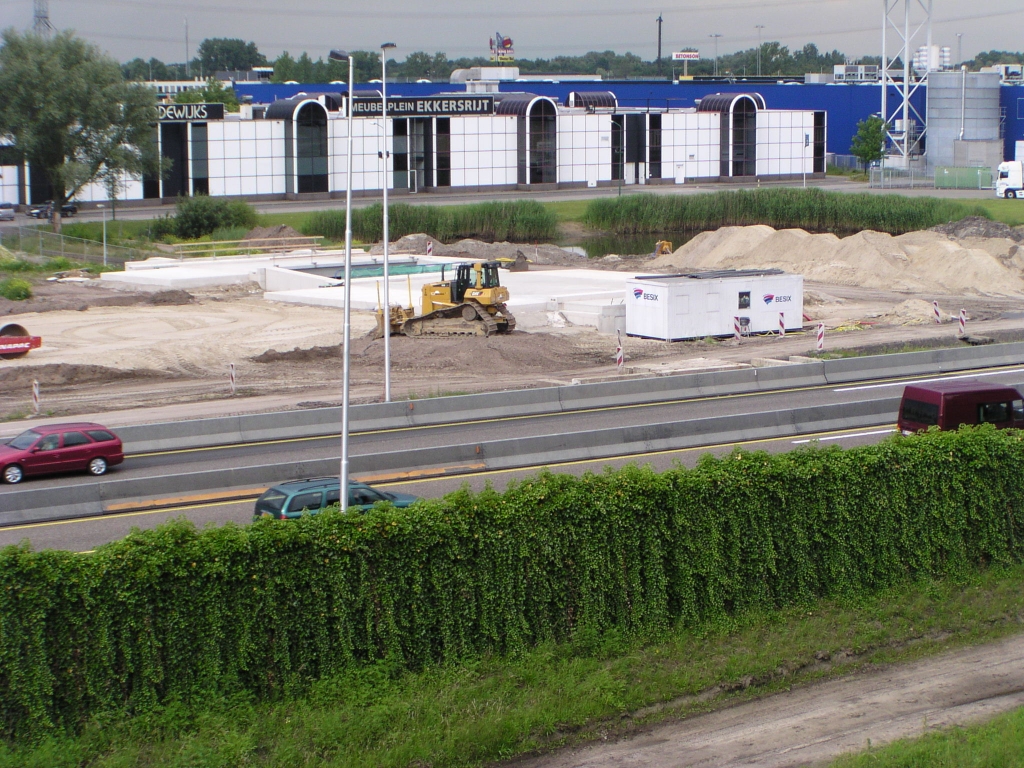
[625,269,804,341]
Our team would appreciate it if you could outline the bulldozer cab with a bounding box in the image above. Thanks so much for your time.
[453,262,500,302]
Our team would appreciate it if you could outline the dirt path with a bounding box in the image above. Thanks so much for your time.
[515,634,1024,767]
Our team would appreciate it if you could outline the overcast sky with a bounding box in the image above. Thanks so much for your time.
[3,0,1022,64]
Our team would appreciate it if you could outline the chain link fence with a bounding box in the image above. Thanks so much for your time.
[868,167,933,189]
[933,166,995,190]
[0,226,154,267]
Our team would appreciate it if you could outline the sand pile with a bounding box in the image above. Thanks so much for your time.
[380,234,585,266]
[654,226,1024,296]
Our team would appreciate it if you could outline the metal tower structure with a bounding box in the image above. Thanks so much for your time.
[881,0,932,161]
[33,0,55,37]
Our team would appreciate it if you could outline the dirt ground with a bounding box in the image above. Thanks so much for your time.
[0,278,193,317]
[3,279,1024,421]
[512,633,1024,768]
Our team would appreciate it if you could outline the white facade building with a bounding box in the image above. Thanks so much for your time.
[1,91,825,207]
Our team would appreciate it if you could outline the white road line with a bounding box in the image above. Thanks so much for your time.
[793,429,895,444]
[834,367,1024,392]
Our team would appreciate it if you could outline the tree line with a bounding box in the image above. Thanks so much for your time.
[123,37,865,83]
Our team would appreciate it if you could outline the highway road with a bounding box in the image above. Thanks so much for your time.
[3,362,1024,552]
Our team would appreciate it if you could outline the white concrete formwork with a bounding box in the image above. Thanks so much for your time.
[263,267,631,329]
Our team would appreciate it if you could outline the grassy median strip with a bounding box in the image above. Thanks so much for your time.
[830,704,1024,767]
[1,565,1022,768]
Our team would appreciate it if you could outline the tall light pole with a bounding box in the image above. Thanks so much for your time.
[380,41,396,402]
[710,34,722,76]
[97,204,107,267]
[329,49,356,512]
[956,32,963,66]
[755,25,765,76]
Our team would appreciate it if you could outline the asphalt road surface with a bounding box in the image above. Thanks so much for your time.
[0,425,893,553]
[3,364,1024,552]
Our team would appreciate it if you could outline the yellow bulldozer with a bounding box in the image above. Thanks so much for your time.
[375,261,517,338]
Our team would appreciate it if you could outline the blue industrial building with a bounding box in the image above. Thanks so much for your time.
[235,78,1024,163]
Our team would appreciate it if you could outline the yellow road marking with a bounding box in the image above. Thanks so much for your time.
[103,487,269,512]
[126,363,1024,460]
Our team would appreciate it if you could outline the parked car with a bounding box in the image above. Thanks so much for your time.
[254,477,421,520]
[897,380,1024,434]
[0,202,15,221]
[0,423,124,484]
[26,201,77,219]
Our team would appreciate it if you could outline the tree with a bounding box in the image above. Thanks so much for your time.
[198,38,266,73]
[175,79,240,111]
[0,29,162,231]
[849,115,888,170]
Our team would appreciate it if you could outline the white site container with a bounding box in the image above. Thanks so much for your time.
[625,270,804,341]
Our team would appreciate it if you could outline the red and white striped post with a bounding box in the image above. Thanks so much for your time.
[615,330,624,370]
[816,322,825,352]
[958,308,966,337]
[779,312,786,338]
[31,380,39,415]
[426,240,433,256]
[733,316,742,340]
[933,301,941,324]
[229,363,236,395]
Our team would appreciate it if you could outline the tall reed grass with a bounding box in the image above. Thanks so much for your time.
[583,188,991,235]
[303,200,557,243]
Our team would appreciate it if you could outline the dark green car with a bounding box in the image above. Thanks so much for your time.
[254,477,420,520]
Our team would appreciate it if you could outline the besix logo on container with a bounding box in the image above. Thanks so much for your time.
[633,288,644,299]
[763,293,792,305]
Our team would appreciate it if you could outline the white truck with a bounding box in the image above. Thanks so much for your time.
[996,161,1024,199]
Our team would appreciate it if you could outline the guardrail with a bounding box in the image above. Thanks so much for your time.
[0,226,155,267]
[171,236,323,259]
[113,340,1024,454]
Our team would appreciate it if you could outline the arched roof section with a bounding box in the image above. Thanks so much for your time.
[265,97,335,120]
[565,91,618,109]
[495,94,559,116]
[695,92,766,113]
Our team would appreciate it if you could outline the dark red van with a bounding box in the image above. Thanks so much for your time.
[897,380,1024,434]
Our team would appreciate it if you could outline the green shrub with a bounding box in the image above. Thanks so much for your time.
[583,188,991,235]
[303,200,557,243]
[2,427,1023,740]
[0,278,32,300]
[174,196,258,239]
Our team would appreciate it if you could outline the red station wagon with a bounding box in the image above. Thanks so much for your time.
[0,423,124,484]
[897,380,1024,434]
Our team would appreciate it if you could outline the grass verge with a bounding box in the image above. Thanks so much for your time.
[2,565,1022,768]
[830,705,1024,767]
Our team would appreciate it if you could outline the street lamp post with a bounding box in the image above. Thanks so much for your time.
[329,48,356,512]
[956,33,963,67]
[380,41,396,403]
[710,34,722,76]
[97,204,107,266]
[755,25,765,77]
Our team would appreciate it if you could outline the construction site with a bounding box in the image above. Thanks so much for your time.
[4,215,1024,422]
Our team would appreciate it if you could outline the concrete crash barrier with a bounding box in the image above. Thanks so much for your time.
[114,341,1024,455]
[1,397,900,527]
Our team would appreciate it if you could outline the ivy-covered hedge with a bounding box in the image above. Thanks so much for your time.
[2,427,1023,740]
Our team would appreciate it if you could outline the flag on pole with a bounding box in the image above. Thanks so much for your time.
[229,363,236,395]
[615,330,624,369]
[31,380,40,415]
